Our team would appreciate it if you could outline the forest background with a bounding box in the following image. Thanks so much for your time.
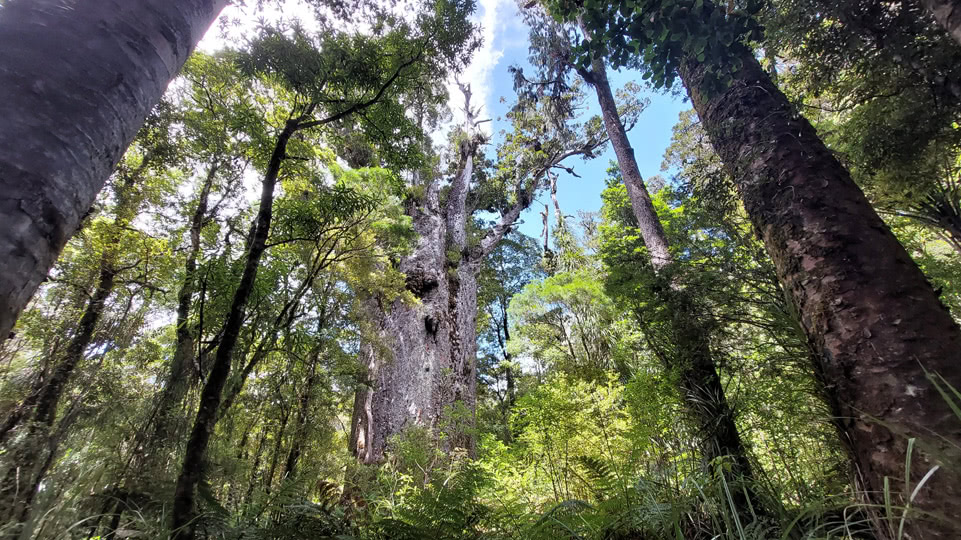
[0,0,960,540]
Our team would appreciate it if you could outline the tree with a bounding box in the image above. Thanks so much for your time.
[350,72,608,462]
[516,7,764,520]
[168,11,464,532]
[0,115,180,531]
[0,0,228,341]
[476,231,544,441]
[555,0,961,535]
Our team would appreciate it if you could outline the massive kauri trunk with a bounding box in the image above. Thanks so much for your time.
[585,54,762,520]
[680,46,961,536]
[350,102,487,462]
[350,174,481,461]
[0,0,227,340]
[350,84,605,463]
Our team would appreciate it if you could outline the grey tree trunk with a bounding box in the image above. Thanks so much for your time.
[920,0,961,46]
[357,174,463,461]
[0,0,227,341]
[0,170,147,527]
[349,85,605,464]
[350,109,488,461]
[582,60,671,271]
[680,44,961,538]
[584,53,763,522]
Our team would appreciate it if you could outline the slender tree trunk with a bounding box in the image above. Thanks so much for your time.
[150,166,217,450]
[580,61,670,271]
[170,122,294,540]
[0,251,117,526]
[920,0,961,46]
[680,45,961,537]
[585,54,763,521]
[493,309,516,436]
[264,408,289,493]
[2,386,85,538]
[245,426,270,505]
[284,361,318,479]
[0,0,227,340]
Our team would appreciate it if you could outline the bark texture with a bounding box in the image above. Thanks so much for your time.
[351,93,522,462]
[0,0,227,340]
[680,46,961,537]
[352,167,481,461]
[921,0,961,47]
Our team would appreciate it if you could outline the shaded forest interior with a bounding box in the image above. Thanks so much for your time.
[2,0,961,539]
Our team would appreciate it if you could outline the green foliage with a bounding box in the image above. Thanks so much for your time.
[546,0,764,92]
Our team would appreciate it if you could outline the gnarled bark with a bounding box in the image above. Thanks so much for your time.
[0,0,227,340]
[350,85,607,463]
[680,45,961,537]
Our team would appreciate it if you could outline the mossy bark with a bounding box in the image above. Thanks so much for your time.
[680,46,961,537]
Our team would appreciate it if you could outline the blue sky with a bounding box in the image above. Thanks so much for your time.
[468,0,689,239]
[197,0,690,240]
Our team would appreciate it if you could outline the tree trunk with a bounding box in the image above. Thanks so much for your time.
[264,407,290,493]
[920,0,961,47]
[585,54,763,521]
[680,45,961,537]
[135,166,217,477]
[0,0,226,340]
[284,360,318,479]
[351,127,484,461]
[170,122,294,540]
[359,188,456,461]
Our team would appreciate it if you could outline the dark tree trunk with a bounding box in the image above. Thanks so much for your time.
[0,0,226,340]
[581,59,671,271]
[0,241,118,526]
[264,408,290,493]
[585,54,763,522]
[170,122,294,540]
[680,45,961,537]
[920,0,961,46]
[284,361,318,479]
[148,166,217,453]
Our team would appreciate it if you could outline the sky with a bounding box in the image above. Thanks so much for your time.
[196,0,689,240]
[470,0,688,239]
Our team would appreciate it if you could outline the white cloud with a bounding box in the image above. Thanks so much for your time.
[447,0,506,132]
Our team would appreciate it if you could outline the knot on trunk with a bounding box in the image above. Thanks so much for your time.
[404,267,440,299]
